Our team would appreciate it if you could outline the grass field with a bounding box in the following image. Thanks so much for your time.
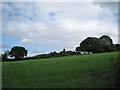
[2,52,120,88]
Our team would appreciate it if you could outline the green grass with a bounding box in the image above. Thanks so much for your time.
[2,52,120,88]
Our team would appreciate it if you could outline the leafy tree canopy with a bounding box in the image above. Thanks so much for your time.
[9,46,28,59]
[115,44,120,51]
[79,37,104,53]
[76,35,115,53]
[99,35,114,52]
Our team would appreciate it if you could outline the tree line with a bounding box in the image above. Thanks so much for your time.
[1,35,120,61]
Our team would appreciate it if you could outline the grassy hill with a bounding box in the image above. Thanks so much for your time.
[2,52,120,88]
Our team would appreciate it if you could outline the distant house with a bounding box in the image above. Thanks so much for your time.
[79,51,92,55]
[88,52,92,54]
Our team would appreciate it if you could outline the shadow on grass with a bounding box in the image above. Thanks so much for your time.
[114,63,120,88]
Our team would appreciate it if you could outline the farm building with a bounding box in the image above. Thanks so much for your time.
[79,51,92,55]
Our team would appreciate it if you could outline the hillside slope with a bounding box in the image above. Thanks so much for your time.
[2,52,120,88]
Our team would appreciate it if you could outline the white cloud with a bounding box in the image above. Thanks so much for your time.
[20,38,32,44]
[2,2,118,56]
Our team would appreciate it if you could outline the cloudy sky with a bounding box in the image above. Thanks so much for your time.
[2,2,118,56]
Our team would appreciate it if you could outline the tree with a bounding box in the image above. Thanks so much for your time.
[63,48,66,53]
[99,35,114,52]
[49,51,57,57]
[79,37,104,53]
[66,51,76,55]
[115,44,120,51]
[77,35,115,53]
[1,50,9,61]
[75,46,80,52]
[9,46,28,59]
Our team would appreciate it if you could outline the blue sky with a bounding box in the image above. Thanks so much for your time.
[2,2,118,56]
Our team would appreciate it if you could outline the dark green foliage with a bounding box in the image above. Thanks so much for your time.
[115,44,120,51]
[9,46,28,59]
[49,51,58,57]
[76,35,117,53]
[79,37,104,53]
[30,50,76,60]
[99,35,114,52]
[1,50,9,61]
[63,48,66,53]
[75,46,80,52]
[65,51,76,55]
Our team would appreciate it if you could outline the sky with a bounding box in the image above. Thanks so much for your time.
[1,2,118,56]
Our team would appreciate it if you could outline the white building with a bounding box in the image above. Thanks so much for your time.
[79,51,92,55]
[88,52,92,54]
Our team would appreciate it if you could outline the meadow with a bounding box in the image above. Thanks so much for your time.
[2,52,120,88]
